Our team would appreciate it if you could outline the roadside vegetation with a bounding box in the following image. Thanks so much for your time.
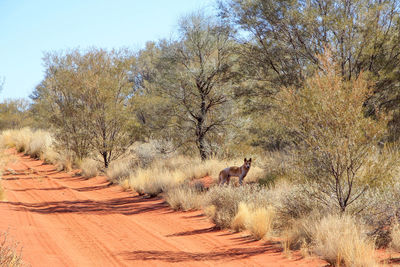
[0,232,23,267]
[2,0,400,265]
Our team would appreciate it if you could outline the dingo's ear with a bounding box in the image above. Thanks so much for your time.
[244,158,247,162]
[249,158,252,162]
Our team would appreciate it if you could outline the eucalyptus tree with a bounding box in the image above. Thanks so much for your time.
[220,0,400,146]
[32,48,137,167]
[137,13,238,160]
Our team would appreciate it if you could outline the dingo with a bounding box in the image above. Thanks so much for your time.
[219,158,252,186]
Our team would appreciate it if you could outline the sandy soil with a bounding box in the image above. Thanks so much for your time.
[0,150,327,267]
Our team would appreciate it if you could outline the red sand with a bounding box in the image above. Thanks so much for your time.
[0,150,327,266]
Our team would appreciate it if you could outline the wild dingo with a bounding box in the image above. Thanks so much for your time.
[219,158,252,186]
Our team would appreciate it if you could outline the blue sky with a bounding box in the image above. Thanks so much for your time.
[0,0,216,100]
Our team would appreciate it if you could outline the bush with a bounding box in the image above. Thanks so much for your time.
[276,51,393,213]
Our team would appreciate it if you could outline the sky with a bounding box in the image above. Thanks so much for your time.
[0,0,216,100]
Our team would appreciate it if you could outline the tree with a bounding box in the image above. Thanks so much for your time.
[220,0,400,148]
[0,98,33,129]
[138,13,237,160]
[276,52,394,212]
[32,48,138,167]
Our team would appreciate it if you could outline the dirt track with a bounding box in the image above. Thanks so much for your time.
[0,151,326,266]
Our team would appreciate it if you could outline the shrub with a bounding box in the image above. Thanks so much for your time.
[276,51,393,212]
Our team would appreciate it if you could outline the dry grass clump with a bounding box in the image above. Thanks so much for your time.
[281,213,377,266]
[41,148,59,165]
[204,184,269,229]
[0,128,58,161]
[312,215,377,267]
[0,232,23,267]
[164,183,206,211]
[246,206,275,240]
[7,128,33,153]
[231,202,275,240]
[390,221,400,251]
[0,149,10,201]
[54,152,73,172]
[26,130,53,159]
[231,202,250,232]
[128,161,187,196]
[106,156,137,183]
[0,128,77,173]
[80,158,99,178]
[0,183,5,202]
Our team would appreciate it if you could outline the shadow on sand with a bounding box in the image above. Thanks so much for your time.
[119,242,283,263]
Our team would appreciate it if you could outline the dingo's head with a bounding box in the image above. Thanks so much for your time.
[244,158,252,169]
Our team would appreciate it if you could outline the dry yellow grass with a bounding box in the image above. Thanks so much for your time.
[231,202,250,232]
[231,202,275,240]
[390,221,400,251]
[0,149,10,201]
[0,231,23,267]
[164,183,205,211]
[26,130,53,159]
[128,165,187,196]
[312,215,377,267]
[106,156,137,182]
[54,152,73,172]
[204,205,216,218]
[80,158,99,178]
[247,206,275,240]
[0,128,76,173]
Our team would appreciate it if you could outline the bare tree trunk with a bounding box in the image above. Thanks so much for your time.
[102,151,109,168]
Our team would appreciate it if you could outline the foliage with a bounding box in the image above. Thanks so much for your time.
[0,99,33,130]
[31,48,139,167]
[220,0,400,148]
[134,13,237,159]
[276,52,393,212]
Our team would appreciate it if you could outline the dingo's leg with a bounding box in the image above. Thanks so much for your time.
[239,175,244,185]
[219,173,226,185]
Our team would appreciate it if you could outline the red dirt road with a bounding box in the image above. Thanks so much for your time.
[0,151,326,266]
